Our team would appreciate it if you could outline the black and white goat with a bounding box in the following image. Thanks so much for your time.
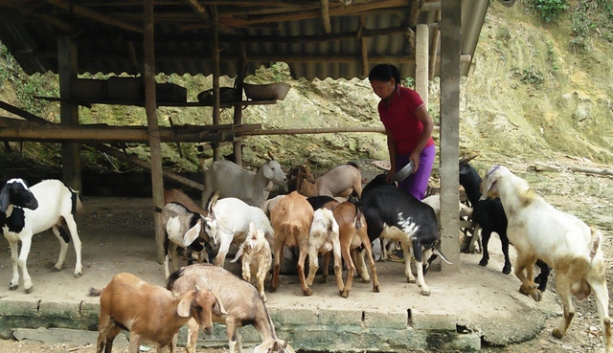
[0,178,83,293]
[459,158,550,291]
[356,174,450,296]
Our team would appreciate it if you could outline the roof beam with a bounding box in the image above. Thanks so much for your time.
[321,0,332,34]
[45,0,143,33]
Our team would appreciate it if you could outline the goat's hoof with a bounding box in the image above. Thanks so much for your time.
[269,286,277,293]
[340,291,349,298]
[74,272,82,279]
[8,284,18,291]
[25,287,33,294]
[552,328,564,339]
[479,259,488,267]
[502,266,511,275]
[373,286,380,293]
[529,289,542,302]
[302,288,312,296]
[361,278,371,284]
[407,278,416,284]
[421,289,431,296]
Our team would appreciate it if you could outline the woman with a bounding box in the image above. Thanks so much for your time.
[369,63,435,200]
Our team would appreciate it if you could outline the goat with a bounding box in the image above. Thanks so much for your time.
[161,202,209,279]
[481,165,612,352]
[460,159,550,291]
[89,272,226,353]
[287,165,315,193]
[0,178,83,293]
[167,264,293,353]
[262,194,287,218]
[294,162,363,198]
[269,191,314,296]
[230,221,272,302]
[192,192,274,268]
[202,159,287,208]
[305,208,341,288]
[357,174,450,296]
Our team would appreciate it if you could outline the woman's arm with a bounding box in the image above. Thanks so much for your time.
[410,105,434,172]
[385,126,397,182]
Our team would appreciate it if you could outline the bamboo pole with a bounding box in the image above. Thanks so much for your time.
[321,0,332,34]
[429,28,441,81]
[233,43,247,167]
[211,5,221,161]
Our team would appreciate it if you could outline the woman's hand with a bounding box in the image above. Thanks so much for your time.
[410,152,420,173]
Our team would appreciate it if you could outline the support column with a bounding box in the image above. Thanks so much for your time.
[144,0,165,263]
[439,0,461,271]
[415,24,429,110]
[211,5,221,162]
[232,43,247,167]
[58,36,81,191]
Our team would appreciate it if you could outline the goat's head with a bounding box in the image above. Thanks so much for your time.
[181,285,228,335]
[479,165,509,200]
[422,242,452,274]
[254,339,293,353]
[262,160,287,185]
[0,178,38,213]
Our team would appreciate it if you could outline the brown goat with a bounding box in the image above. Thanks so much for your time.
[269,191,314,296]
[230,222,272,302]
[294,163,363,198]
[89,272,226,353]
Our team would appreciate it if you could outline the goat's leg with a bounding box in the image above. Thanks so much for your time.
[331,241,343,291]
[360,234,380,293]
[185,318,200,353]
[586,270,613,352]
[255,259,268,302]
[321,251,331,283]
[534,259,551,292]
[127,332,142,353]
[400,242,416,284]
[305,245,319,286]
[8,240,20,291]
[17,236,34,293]
[95,315,112,353]
[241,257,251,283]
[479,229,492,268]
[411,240,430,296]
[63,214,83,277]
[514,253,541,301]
[296,243,312,296]
[213,239,232,267]
[269,241,283,293]
[552,274,574,339]
[226,317,240,353]
[354,248,370,283]
[499,231,512,274]
[103,327,121,353]
[51,226,69,272]
[339,243,355,298]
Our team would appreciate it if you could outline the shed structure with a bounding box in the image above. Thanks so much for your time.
[0,0,492,265]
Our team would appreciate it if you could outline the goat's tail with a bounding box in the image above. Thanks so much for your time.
[589,226,602,262]
[68,186,83,214]
[88,287,103,297]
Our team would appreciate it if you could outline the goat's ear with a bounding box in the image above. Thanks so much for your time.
[205,191,219,215]
[183,222,202,247]
[262,162,274,179]
[176,291,195,318]
[210,289,229,316]
[0,184,11,213]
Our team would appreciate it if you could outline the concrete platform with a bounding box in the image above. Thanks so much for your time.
[0,196,561,352]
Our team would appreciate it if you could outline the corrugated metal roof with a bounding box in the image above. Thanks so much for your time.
[0,0,489,80]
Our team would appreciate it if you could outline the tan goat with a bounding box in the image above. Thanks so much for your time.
[294,163,363,198]
[89,272,226,353]
[269,191,314,296]
[231,221,272,302]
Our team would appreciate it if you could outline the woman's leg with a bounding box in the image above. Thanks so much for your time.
[398,144,435,200]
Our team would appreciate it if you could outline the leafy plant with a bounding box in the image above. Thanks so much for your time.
[529,0,569,22]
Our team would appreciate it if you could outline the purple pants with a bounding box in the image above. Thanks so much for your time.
[397,144,435,200]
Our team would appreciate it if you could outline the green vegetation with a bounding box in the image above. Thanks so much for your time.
[528,0,569,22]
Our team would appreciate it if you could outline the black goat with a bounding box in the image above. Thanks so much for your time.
[356,174,450,296]
[459,159,550,292]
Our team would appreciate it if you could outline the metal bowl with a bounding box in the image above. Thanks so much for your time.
[392,161,415,182]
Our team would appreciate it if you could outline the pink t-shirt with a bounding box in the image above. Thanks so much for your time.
[378,86,434,155]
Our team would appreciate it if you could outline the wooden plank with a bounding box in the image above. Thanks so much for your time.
[45,0,143,33]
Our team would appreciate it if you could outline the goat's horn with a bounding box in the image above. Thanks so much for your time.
[267,151,275,160]
[459,154,478,164]
[434,248,453,264]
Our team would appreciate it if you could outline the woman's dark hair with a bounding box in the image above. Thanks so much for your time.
[368,64,401,85]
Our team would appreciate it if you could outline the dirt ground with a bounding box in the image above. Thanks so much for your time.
[0,193,610,353]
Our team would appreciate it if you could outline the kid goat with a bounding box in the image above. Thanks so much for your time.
[481,165,611,352]
[0,178,83,293]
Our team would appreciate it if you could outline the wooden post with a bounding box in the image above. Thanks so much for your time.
[211,5,221,162]
[439,0,461,271]
[58,36,81,191]
[415,24,429,110]
[232,43,247,167]
[144,0,165,264]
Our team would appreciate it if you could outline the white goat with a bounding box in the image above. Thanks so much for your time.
[202,159,287,208]
[230,222,272,302]
[306,208,341,287]
[89,272,226,353]
[0,178,83,293]
[262,194,287,218]
[481,165,612,352]
[161,202,207,279]
[188,192,274,267]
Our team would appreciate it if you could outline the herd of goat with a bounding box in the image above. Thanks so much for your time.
[0,156,610,353]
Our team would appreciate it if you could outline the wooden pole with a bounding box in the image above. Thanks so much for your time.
[144,0,166,264]
[58,36,81,191]
[439,0,461,271]
[211,5,221,162]
[321,0,332,34]
[429,29,441,81]
[233,43,247,167]
[415,24,429,110]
